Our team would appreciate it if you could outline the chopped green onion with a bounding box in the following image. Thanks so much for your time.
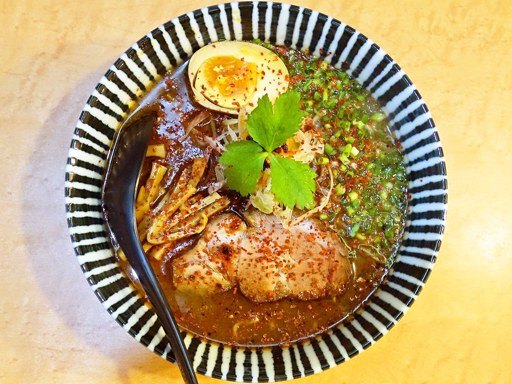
[302,79,313,91]
[324,143,335,156]
[355,120,366,129]
[349,224,360,237]
[341,121,351,132]
[326,98,338,108]
[322,89,328,102]
[335,184,346,195]
[356,233,366,240]
[278,47,407,258]
[343,143,353,156]
[348,191,359,201]
[371,112,386,122]
[338,154,350,165]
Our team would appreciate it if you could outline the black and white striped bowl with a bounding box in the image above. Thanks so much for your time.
[65,2,447,381]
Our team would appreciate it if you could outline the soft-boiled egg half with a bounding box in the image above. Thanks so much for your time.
[188,41,289,115]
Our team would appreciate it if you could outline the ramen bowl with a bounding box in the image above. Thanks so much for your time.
[65,2,447,381]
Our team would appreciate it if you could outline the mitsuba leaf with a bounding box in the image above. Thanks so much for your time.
[268,153,316,209]
[272,91,305,141]
[245,95,275,152]
[220,91,316,209]
[247,91,305,152]
[219,140,267,196]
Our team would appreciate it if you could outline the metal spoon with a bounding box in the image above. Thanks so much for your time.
[101,112,198,384]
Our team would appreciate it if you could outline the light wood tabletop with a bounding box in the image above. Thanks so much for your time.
[1,0,511,383]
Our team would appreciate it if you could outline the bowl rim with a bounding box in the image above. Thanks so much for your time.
[65,1,447,382]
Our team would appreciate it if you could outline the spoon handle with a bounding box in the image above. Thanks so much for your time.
[123,230,198,384]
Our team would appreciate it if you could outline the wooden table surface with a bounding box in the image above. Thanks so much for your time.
[1,0,511,383]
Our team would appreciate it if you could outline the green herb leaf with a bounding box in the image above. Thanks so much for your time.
[247,91,305,152]
[219,140,268,196]
[268,153,316,209]
[219,91,316,210]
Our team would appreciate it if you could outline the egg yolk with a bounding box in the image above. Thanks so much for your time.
[196,56,258,108]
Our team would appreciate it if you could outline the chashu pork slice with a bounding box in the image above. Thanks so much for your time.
[172,213,245,295]
[237,211,352,302]
[172,210,353,302]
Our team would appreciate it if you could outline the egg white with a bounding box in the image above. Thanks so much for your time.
[188,41,289,115]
